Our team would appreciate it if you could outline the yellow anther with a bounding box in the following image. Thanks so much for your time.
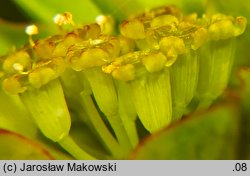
[102,63,119,74]
[13,63,24,72]
[70,48,108,71]
[89,39,104,45]
[53,14,65,26]
[25,24,39,47]
[159,36,186,57]
[25,24,39,35]
[96,15,106,25]
[53,12,74,26]
[96,15,115,34]
[63,12,73,23]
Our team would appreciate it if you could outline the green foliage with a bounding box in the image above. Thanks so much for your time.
[14,0,101,24]
[0,21,27,55]
[0,129,53,159]
[131,105,240,159]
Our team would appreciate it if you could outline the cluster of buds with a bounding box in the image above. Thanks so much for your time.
[0,5,247,158]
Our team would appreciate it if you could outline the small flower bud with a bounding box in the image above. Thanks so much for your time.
[191,28,208,50]
[3,77,27,94]
[29,68,57,88]
[142,52,167,72]
[112,64,135,81]
[208,20,235,40]
[120,19,145,39]
[160,36,185,66]
[70,48,108,71]
[160,36,186,55]
[53,33,80,57]
[33,39,56,59]
[234,16,247,36]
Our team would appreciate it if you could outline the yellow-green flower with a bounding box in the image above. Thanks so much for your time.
[0,2,248,160]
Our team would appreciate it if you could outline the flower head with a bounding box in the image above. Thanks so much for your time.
[0,5,247,159]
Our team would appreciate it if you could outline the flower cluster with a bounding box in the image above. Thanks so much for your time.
[0,5,247,159]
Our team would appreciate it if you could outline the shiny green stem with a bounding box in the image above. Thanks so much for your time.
[80,93,123,158]
[107,113,133,155]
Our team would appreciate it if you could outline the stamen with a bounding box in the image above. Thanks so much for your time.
[96,15,114,34]
[96,15,106,25]
[25,24,39,47]
[53,12,75,26]
[13,63,24,72]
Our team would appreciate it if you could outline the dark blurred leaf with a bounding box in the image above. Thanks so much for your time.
[0,20,27,55]
[70,121,110,159]
[92,0,206,23]
[34,132,74,160]
[1,0,208,56]
[91,0,142,22]
[134,0,206,15]
[14,0,101,24]
[237,68,250,159]
[0,129,54,159]
[0,19,58,56]
[131,105,240,159]
[1,0,101,55]
[239,68,250,111]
